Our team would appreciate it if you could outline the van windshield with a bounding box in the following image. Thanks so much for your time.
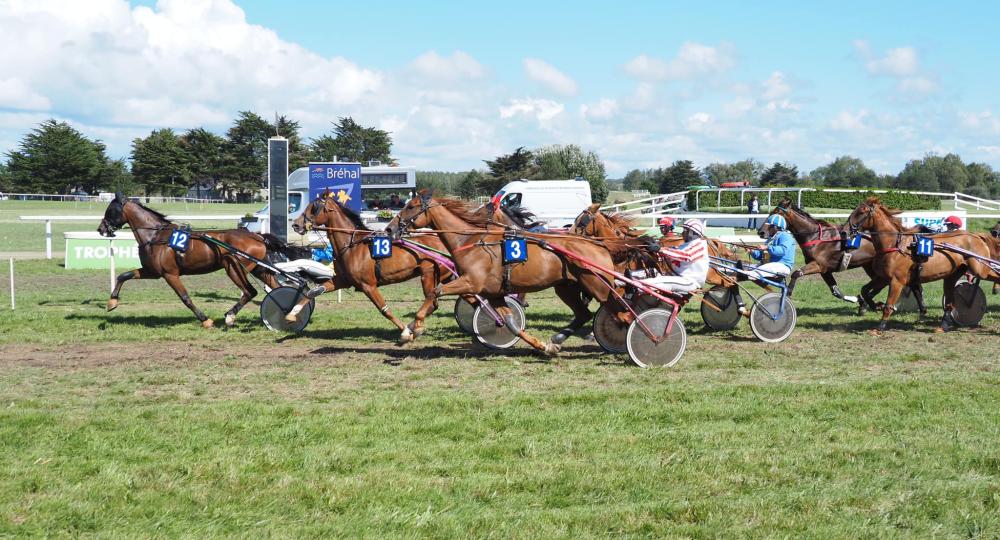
[501,192,522,208]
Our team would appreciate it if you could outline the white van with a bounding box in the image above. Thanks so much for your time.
[494,179,592,227]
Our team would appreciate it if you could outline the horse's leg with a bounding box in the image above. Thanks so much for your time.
[787,261,825,298]
[221,256,257,327]
[107,268,146,311]
[937,271,962,333]
[859,278,887,315]
[162,273,214,328]
[249,265,280,290]
[401,263,441,343]
[357,281,408,335]
[437,274,477,297]
[549,284,593,346]
[876,279,904,333]
[285,276,345,322]
[488,296,557,356]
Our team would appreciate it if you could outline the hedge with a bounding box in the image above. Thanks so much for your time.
[687,189,942,211]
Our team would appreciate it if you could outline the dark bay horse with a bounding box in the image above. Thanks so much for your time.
[288,192,454,342]
[97,192,284,328]
[387,193,631,355]
[846,197,997,332]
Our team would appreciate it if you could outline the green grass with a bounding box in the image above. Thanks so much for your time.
[0,200,260,254]
[2,259,1000,536]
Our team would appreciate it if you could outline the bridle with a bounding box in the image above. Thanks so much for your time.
[846,202,876,237]
[573,209,596,236]
[393,192,436,237]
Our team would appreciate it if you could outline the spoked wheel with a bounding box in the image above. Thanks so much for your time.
[749,292,796,343]
[625,308,687,368]
[894,286,920,312]
[472,297,526,349]
[700,285,740,331]
[454,297,477,335]
[948,281,987,327]
[260,286,314,333]
[592,304,628,354]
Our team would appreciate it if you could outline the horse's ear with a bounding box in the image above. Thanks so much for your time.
[114,192,126,203]
[587,203,601,213]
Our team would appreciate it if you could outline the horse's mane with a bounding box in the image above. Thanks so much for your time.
[602,211,638,231]
[777,198,834,227]
[132,200,170,223]
[866,196,905,230]
[501,204,541,228]
[434,197,494,227]
[322,198,370,231]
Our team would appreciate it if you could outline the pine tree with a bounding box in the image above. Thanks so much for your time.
[131,128,191,196]
[6,119,107,194]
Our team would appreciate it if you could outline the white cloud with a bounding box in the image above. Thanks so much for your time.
[623,42,737,81]
[830,109,870,132]
[523,58,577,96]
[409,50,487,81]
[0,78,51,110]
[959,110,1000,133]
[580,98,618,121]
[761,71,791,100]
[977,146,1000,157]
[684,112,713,133]
[499,98,564,122]
[854,40,937,95]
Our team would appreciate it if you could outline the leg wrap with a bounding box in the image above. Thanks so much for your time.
[380,305,390,313]
[503,314,521,334]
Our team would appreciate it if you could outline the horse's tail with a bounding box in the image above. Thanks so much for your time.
[261,233,312,262]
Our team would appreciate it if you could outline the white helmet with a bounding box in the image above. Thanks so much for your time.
[681,219,705,237]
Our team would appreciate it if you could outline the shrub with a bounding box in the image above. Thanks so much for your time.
[688,189,942,211]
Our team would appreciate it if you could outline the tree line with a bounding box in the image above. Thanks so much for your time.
[1,114,393,201]
[618,156,1000,199]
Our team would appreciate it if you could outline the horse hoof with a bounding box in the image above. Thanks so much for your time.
[934,327,947,334]
[202,319,215,329]
[544,342,561,356]
[868,329,883,336]
[106,299,118,312]
[399,326,415,343]
[551,332,569,345]
[225,313,236,327]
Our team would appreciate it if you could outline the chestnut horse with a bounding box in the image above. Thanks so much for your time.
[571,203,736,287]
[97,192,284,328]
[388,193,631,355]
[845,197,997,332]
[288,192,456,342]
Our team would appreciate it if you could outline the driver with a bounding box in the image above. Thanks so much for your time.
[657,216,676,238]
[641,219,708,294]
[745,214,796,281]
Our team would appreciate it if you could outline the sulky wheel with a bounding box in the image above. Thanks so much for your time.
[625,308,687,368]
[592,303,629,354]
[260,286,314,333]
[948,281,987,327]
[749,292,796,343]
[454,297,477,335]
[472,296,526,350]
[700,285,741,331]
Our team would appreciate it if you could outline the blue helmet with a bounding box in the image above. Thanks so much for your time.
[765,214,787,230]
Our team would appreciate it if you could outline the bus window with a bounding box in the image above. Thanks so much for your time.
[501,192,522,208]
[288,192,303,214]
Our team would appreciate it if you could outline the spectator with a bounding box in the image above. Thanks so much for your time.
[747,195,759,230]
[389,194,403,209]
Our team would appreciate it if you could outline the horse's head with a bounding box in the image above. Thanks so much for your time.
[97,192,128,237]
[573,203,603,236]
[846,197,882,236]
[387,190,434,239]
[293,189,333,234]
[991,221,1000,239]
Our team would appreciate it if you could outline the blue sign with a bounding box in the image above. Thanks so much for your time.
[845,235,862,250]
[168,229,190,252]
[309,162,363,213]
[370,236,392,259]
[503,238,527,264]
[916,236,934,257]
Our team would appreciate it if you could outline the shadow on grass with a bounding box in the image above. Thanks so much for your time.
[66,312,202,327]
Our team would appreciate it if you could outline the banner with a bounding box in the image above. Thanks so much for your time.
[64,233,140,269]
[308,162,363,213]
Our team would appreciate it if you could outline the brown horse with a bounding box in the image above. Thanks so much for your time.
[387,193,631,355]
[765,200,903,313]
[845,197,997,332]
[571,204,736,287]
[287,191,454,342]
[97,192,283,328]
[979,221,1000,294]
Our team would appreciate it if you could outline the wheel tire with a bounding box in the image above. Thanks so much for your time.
[749,292,796,343]
[894,286,920,312]
[592,304,628,354]
[625,309,687,368]
[454,297,476,335]
[260,286,314,333]
[948,281,987,327]
[472,297,526,349]
[700,285,741,331]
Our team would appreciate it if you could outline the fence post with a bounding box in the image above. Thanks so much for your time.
[797,189,803,208]
[717,189,722,208]
[45,219,52,259]
[767,189,773,207]
[740,190,745,207]
[8,258,14,310]
[109,240,116,292]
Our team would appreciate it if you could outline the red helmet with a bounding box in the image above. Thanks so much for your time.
[944,216,963,228]
[658,217,674,227]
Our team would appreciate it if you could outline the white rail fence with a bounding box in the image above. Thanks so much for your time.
[18,215,244,259]
[2,192,225,203]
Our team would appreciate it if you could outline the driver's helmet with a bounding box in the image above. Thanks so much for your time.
[657,216,674,229]
[681,219,705,237]
[944,215,963,229]
[765,214,787,230]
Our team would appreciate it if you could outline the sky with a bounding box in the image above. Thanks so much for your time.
[1,0,999,176]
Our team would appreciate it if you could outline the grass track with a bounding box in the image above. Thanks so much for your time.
[1,260,1000,536]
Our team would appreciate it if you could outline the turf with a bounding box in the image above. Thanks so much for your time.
[1,259,999,536]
